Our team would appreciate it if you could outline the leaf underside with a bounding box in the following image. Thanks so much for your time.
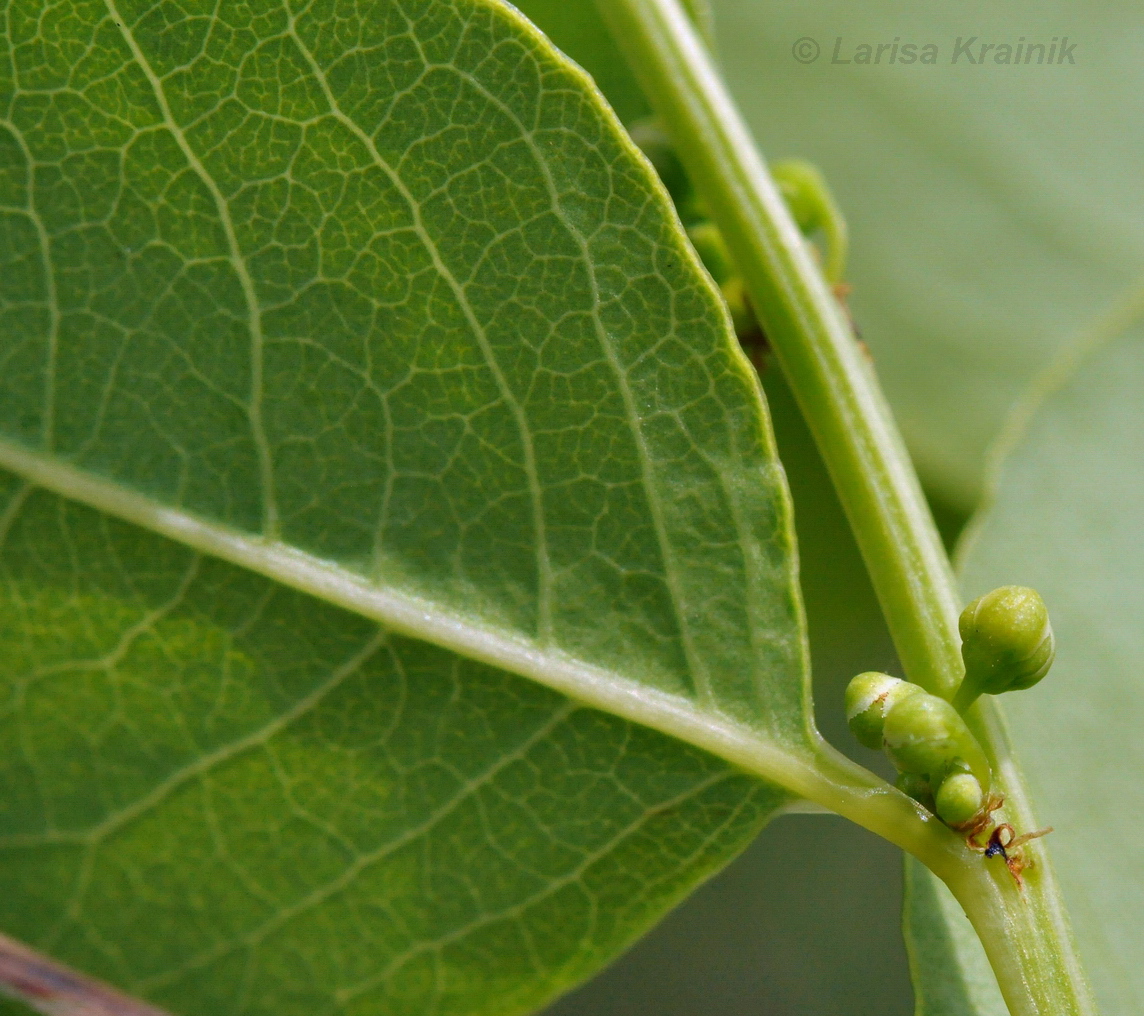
[511,0,651,126]
[0,1,810,1013]
[0,477,784,1015]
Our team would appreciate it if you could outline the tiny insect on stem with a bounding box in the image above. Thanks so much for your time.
[964,811,1055,889]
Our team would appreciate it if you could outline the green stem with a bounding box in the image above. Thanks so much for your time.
[599,0,961,700]
[594,1,1095,1014]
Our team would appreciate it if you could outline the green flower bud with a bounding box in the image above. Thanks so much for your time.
[882,690,991,792]
[935,769,984,827]
[844,672,923,750]
[935,754,974,784]
[895,771,934,809]
[955,586,1055,712]
[771,159,824,234]
[687,222,734,286]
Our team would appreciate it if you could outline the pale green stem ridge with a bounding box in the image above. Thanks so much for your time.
[592,2,1096,1014]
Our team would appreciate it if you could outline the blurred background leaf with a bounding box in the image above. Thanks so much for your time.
[521,0,1144,512]
[711,0,1144,513]
[955,311,1144,1015]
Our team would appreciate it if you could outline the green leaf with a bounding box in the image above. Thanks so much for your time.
[511,0,714,125]
[547,368,917,1016]
[711,0,1144,509]
[924,305,1144,1013]
[511,0,650,124]
[0,1,812,1012]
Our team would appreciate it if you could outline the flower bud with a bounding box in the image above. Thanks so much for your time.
[882,690,991,792]
[955,586,1055,712]
[770,159,848,283]
[935,765,984,827]
[844,672,923,750]
[770,159,826,234]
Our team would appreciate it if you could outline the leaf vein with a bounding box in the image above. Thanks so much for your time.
[281,5,557,645]
[104,0,280,538]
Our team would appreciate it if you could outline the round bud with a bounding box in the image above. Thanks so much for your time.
[769,159,847,284]
[882,690,991,791]
[895,771,934,809]
[687,222,734,286]
[845,672,923,750]
[936,754,974,783]
[955,586,1055,711]
[935,769,984,827]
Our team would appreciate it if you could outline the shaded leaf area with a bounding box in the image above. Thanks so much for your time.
[0,0,806,737]
[710,0,1144,510]
[0,2,809,1014]
[954,321,1144,1014]
[512,0,650,125]
[511,0,713,126]
[0,477,785,1016]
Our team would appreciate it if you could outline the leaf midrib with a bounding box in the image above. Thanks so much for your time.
[0,437,830,799]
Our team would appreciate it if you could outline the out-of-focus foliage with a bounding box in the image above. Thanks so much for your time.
[957,318,1144,1015]
[713,0,1144,511]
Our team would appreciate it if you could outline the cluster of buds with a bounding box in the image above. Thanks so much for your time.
[845,586,1055,839]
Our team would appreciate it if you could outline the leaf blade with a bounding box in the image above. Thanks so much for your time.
[0,1,813,1013]
[2,0,808,743]
[0,480,788,1015]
